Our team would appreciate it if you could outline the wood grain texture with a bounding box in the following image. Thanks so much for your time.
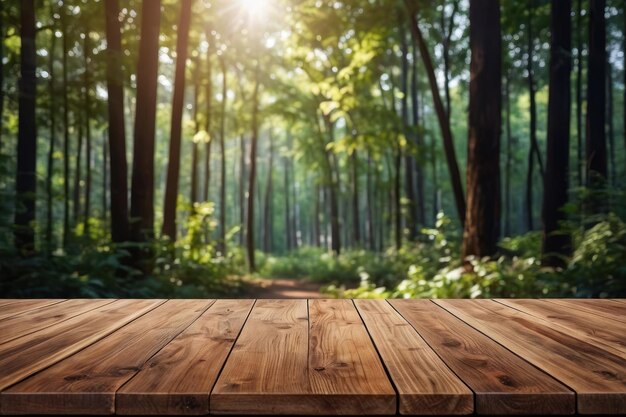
[0,299,162,396]
[0,299,115,345]
[547,298,626,323]
[497,298,626,356]
[437,299,626,414]
[390,299,574,415]
[212,299,395,415]
[116,299,254,415]
[354,299,473,415]
[0,299,65,320]
[1,299,213,415]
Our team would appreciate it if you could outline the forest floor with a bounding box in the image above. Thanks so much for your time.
[243,277,324,298]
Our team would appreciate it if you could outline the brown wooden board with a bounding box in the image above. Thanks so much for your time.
[354,299,473,415]
[437,299,626,414]
[1,299,213,415]
[116,299,254,415]
[0,299,115,345]
[211,299,396,415]
[0,299,65,321]
[390,299,574,415]
[0,299,163,398]
[547,299,626,324]
[497,298,626,356]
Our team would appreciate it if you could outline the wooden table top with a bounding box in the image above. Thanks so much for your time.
[0,298,624,415]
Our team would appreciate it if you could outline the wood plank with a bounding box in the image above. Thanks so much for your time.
[0,299,162,395]
[390,299,574,415]
[1,299,213,415]
[497,299,626,356]
[0,299,65,320]
[547,299,626,323]
[212,299,396,415]
[307,299,395,414]
[354,299,473,415]
[437,299,626,414]
[116,299,254,415]
[0,299,116,345]
[211,299,311,415]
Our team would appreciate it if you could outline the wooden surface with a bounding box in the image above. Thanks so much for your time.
[0,299,623,415]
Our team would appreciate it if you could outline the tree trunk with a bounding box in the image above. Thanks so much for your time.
[400,17,415,242]
[203,47,212,202]
[83,34,92,235]
[162,0,192,240]
[218,56,227,254]
[61,6,71,248]
[104,0,129,243]
[606,62,615,185]
[440,0,459,121]
[73,115,83,225]
[411,41,425,227]
[284,156,292,251]
[102,130,108,222]
[542,0,572,267]
[46,16,57,253]
[585,0,607,198]
[239,135,246,245]
[190,65,201,205]
[405,1,466,225]
[14,0,37,254]
[576,0,584,187]
[351,150,360,246]
[504,72,513,237]
[0,5,4,152]
[462,0,501,258]
[314,184,321,247]
[130,0,161,245]
[246,66,260,271]
[365,150,375,250]
[263,130,274,253]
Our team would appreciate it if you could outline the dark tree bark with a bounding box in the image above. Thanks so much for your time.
[542,0,572,267]
[83,34,93,235]
[203,47,212,202]
[239,134,246,245]
[504,72,513,237]
[525,0,545,231]
[218,56,227,254]
[46,15,57,252]
[606,62,615,185]
[462,0,501,258]
[585,0,607,196]
[102,131,108,222]
[263,130,274,253]
[162,0,192,240]
[576,0,584,187]
[246,66,260,271]
[365,150,375,250]
[14,0,37,254]
[400,17,415,241]
[104,0,129,243]
[73,117,83,224]
[405,2,466,224]
[351,150,361,246]
[130,0,161,244]
[61,6,71,247]
[411,41,425,227]
[439,0,459,121]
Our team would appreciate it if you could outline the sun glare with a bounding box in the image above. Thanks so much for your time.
[240,0,270,20]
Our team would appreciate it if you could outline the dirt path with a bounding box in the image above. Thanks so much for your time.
[244,278,323,299]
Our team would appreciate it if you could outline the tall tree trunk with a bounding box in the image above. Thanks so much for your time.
[462,0,501,258]
[203,47,212,202]
[440,0,458,121]
[314,184,321,247]
[219,56,227,254]
[606,62,615,185]
[130,0,161,245]
[14,0,37,254]
[525,1,545,231]
[351,151,360,246]
[263,130,273,253]
[292,157,300,249]
[104,0,129,243]
[400,17,415,242]
[83,34,92,235]
[246,66,260,271]
[102,130,108,222]
[239,134,246,245]
[576,0,584,187]
[411,41,425,227]
[504,72,513,237]
[365,150,375,250]
[542,0,572,267]
[190,65,201,205]
[61,6,71,248]
[405,1,466,224]
[284,156,292,251]
[46,16,57,253]
[585,0,607,200]
[162,0,192,240]
[73,115,83,225]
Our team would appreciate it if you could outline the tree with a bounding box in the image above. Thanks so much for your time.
[263,130,274,253]
[462,0,501,258]
[61,5,71,247]
[104,0,129,243]
[246,64,260,271]
[585,0,607,202]
[83,33,93,235]
[218,56,227,254]
[162,0,193,240]
[542,0,572,266]
[46,6,57,252]
[405,1,466,225]
[14,0,37,254]
[130,0,161,244]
